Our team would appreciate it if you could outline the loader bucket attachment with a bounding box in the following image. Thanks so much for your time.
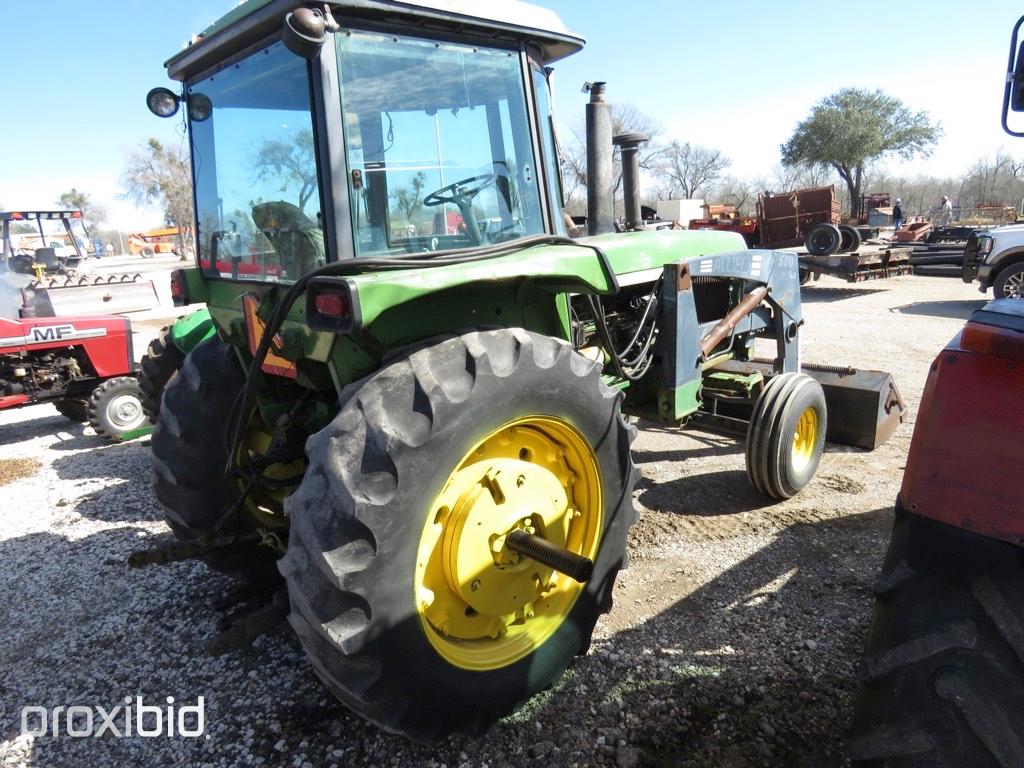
[20,276,160,317]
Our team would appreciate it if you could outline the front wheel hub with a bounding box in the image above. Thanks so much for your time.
[416,417,603,670]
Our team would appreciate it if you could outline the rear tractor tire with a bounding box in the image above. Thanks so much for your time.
[151,337,283,585]
[55,398,89,422]
[87,377,147,439]
[745,372,827,499]
[139,324,186,421]
[848,510,1024,767]
[279,328,639,741]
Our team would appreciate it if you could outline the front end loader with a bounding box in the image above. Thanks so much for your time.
[138,0,901,740]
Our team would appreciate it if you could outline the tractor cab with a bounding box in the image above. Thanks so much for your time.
[152,0,579,282]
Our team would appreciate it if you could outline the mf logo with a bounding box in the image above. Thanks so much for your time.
[0,324,108,348]
[29,324,74,342]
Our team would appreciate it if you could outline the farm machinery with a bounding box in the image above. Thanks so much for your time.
[847,15,1024,768]
[0,313,148,440]
[136,0,903,741]
[689,187,913,284]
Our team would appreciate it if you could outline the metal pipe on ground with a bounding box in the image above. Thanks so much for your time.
[585,82,614,236]
[700,286,769,357]
[613,133,648,231]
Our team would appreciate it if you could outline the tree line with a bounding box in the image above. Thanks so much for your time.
[49,86,1022,254]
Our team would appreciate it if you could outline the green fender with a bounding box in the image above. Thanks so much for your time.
[167,307,217,355]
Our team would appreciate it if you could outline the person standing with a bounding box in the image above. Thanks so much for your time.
[938,195,953,226]
[892,198,904,233]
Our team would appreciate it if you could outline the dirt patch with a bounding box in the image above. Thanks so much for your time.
[0,457,41,485]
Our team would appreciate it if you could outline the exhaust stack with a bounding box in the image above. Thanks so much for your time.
[613,132,649,231]
[585,82,614,235]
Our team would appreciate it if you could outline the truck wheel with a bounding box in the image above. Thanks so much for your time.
[805,223,842,256]
[139,324,185,421]
[152,338,281,584]
[87,377,147,439]
[992,262,1024,300]
[848,512,1024,767]
[838,224,862,253]
[55,399,89,422]
[279,328,639,741]
[745,372,826,499]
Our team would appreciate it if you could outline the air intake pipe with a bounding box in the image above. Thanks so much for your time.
[613,132,649,231]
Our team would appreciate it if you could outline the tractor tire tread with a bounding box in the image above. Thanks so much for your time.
[849,515,1024,767]
[280,328,638,741]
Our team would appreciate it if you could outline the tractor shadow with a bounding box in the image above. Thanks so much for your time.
[890,298,987,320]
[637,468,776,516]
[0,412,96,448]
[46,440,161,523]
[534,505,895,767]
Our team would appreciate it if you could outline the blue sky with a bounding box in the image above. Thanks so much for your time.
[0,0,1019,228]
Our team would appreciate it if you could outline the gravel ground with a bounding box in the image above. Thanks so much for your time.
[0,273,987,767]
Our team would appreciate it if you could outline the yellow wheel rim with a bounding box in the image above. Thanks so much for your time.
[791,406,819,472]
[415,417,603,671]
[236,425,303,528]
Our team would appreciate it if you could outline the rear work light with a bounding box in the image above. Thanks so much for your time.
[305,277,362,333]
[961,322,1024,359]
[170,269,188,306]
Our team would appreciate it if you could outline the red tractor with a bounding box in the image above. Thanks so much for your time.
[848,19,1024,767]
[0,314,148,439]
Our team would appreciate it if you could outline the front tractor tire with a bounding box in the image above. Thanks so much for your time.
[151,337,280,584]
[139,324,186,421]
[745,372,827,499]
[848,510,1024,767]
[87,377,148,439]
[279,329,639,741]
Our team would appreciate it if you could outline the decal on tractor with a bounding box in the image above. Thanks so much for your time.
[0,324,107,348]
[242,294,297,379]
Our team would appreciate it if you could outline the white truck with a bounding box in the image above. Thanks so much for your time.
[962,223,1024,298]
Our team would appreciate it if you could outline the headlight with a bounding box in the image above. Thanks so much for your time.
[979,236,994,259]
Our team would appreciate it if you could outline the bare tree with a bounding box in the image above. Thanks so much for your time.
[656,141,730,199]
[561,104,665,212]
[122,138,195,259]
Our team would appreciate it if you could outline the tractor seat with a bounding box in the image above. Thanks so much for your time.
[251,201,325,279]
[33,248,59,270]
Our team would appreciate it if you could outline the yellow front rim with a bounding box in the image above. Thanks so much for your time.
[791,406,819,472]
[415,417,603,671]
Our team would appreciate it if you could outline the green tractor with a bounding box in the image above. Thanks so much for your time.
[138,0,867,741]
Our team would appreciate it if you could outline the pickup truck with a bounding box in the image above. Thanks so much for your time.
[962,224,1024,298]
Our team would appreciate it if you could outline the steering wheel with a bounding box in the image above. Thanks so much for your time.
[423,174,497,207]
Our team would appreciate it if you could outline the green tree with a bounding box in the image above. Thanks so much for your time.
[122,138,195,259]
[56,188,107,234]
[253,129,317,212]
[781,88,941,216]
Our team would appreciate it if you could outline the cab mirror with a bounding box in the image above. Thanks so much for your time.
[1002,15,1024,136]
[283,6,339,59]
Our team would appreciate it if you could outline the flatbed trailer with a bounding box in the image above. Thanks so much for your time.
[793,243,914,283]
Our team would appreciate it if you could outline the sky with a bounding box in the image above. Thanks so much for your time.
[0,0,1020,229]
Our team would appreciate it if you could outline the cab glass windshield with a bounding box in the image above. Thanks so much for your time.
[337,31,546,255]
[189,42,323,282]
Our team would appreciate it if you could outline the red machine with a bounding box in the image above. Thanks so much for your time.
[848,299,1024,765]
[0,314,148,439]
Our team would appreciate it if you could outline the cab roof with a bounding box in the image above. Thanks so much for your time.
[166,0,585,81]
